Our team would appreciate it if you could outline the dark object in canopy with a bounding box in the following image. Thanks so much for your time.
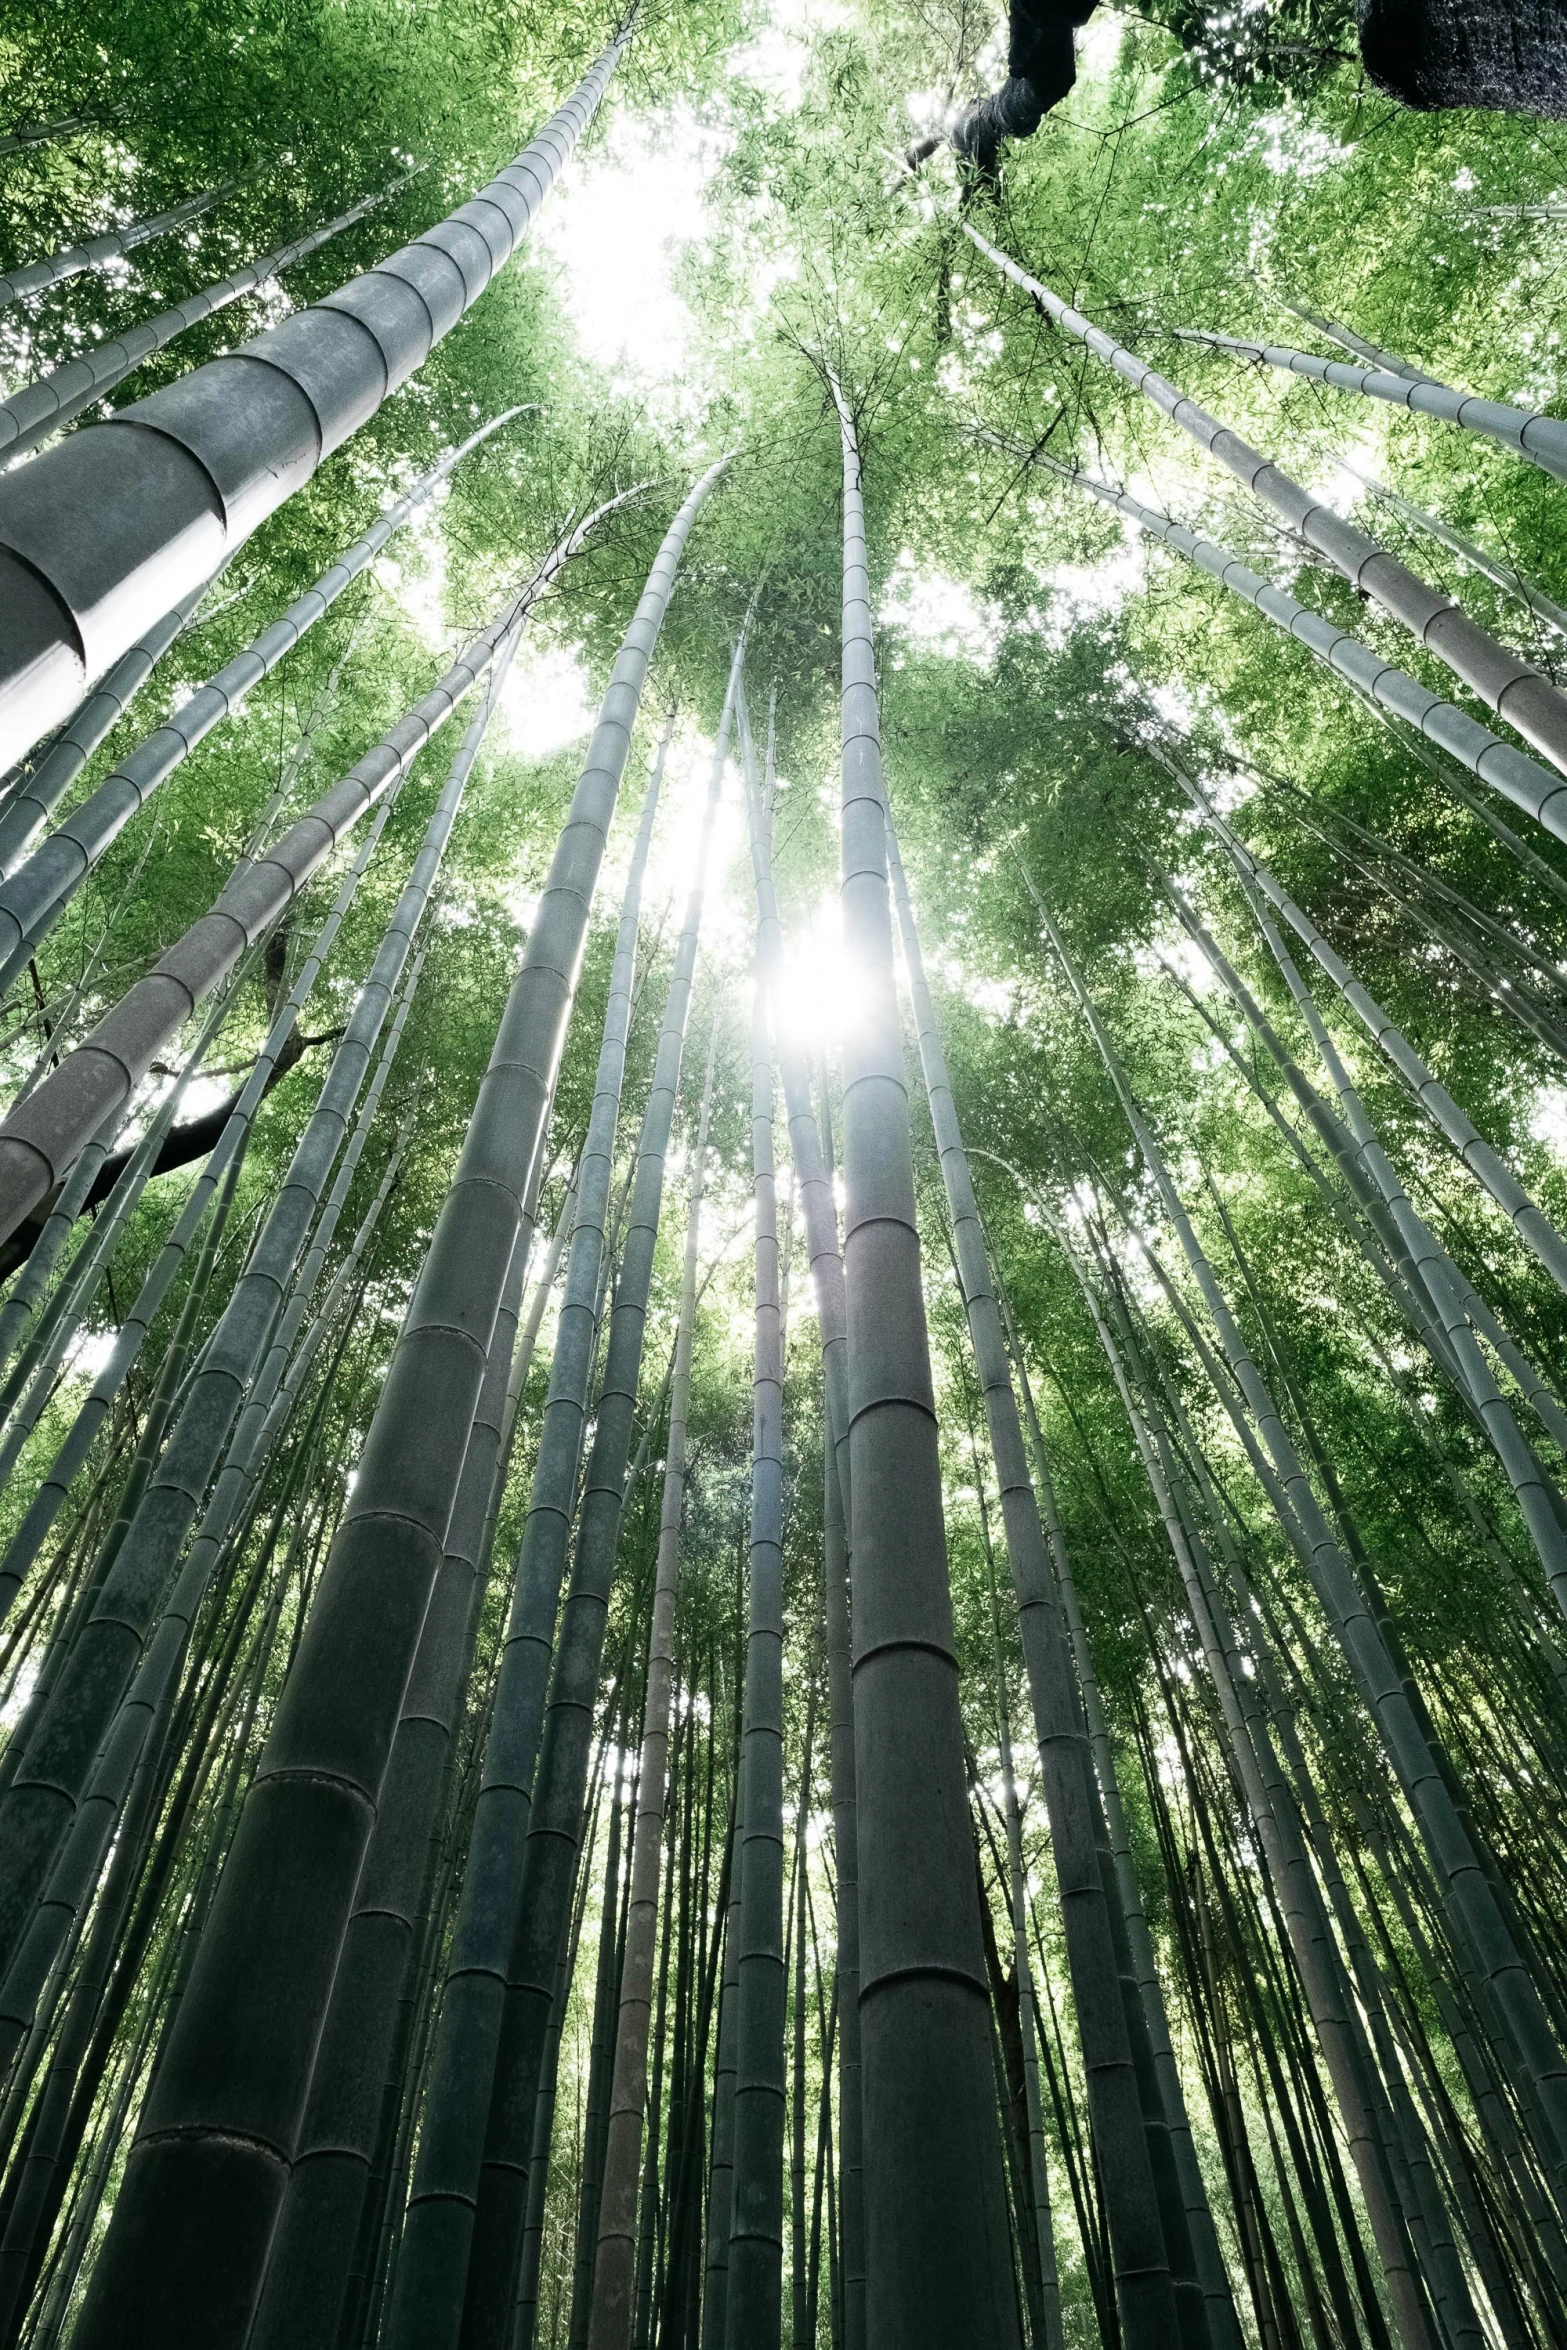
[1359,0,1567,113]
[908,0,1098,175]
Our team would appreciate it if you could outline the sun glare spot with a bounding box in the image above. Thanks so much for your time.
[500,645,595,762]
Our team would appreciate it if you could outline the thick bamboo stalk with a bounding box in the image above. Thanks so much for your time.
[0,404,529,899]
[0,605,507,1989]
[0,179,240,312]
[0,38,627,766]
[382,708,677,2350]
[458,664,731,2350]
[1346,468,1567,645]
[827,378,1019,2350]
[65,464,727,2350]
[0,172,419,466]
[888,819,1201,2349]
[587,1024,717,2350]
[247,1209,534,2350]
[0,494,617,1256]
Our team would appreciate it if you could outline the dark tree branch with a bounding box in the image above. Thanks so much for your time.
[908,0,1099,179]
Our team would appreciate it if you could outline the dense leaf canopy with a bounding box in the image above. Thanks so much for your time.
[3,3,1567,2343]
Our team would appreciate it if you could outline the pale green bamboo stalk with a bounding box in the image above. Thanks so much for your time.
[0,171,421,466]
[587,1020,718,2350]
[0,179,242,311]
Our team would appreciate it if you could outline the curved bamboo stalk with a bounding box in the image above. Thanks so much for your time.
[63,461,725,2350]
[458,659,732,2350]
[0,179,241,312]
[587,1021,717,2350]
[0,403,530,897]
[382,707,677,2350]
[827,376,1019,2350]
[0,171,421,467]
[964,225,1567,776]
[1170,323,1567,485]
[0,37,627,767]
[0,491,621,1255]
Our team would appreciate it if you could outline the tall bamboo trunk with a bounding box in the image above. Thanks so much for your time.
[65,464,725,2350]
[246,1204,537,2350]
[724,830,787,2350]
[1170,322,1567,484]
[587,1023,718,2350]
[734,672,865,2347]
[382,704,680,2350]
[887,818,1204,2349]
[0,36,627,766]
[0,600,527,2006]
[827,378,1019,2350]
[456,662,734,2350]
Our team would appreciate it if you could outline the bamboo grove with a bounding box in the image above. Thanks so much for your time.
[5,0,1567,2343]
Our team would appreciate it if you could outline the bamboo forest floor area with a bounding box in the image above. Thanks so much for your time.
[8,1,1567,2344]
